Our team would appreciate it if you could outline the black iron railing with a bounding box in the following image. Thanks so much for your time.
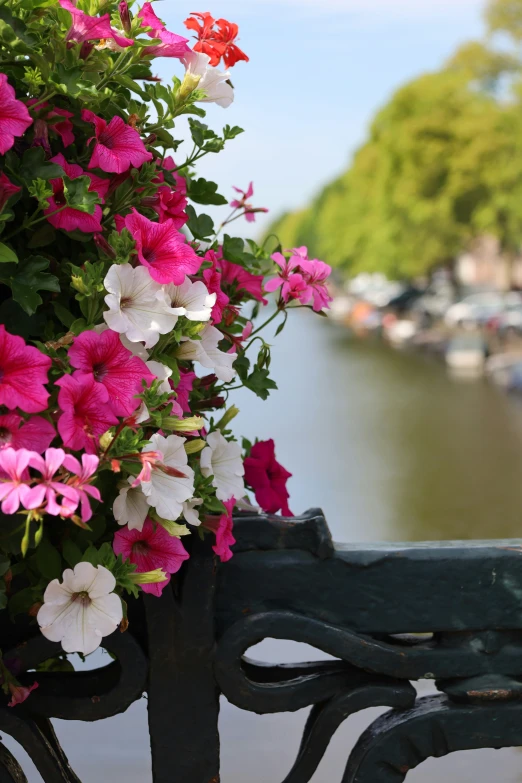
[2,509,522,782]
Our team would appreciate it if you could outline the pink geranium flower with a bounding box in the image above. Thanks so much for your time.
[244,439,292,516]
[113,518,189,596]
[230,182,268,223]
[0,326,51,414]
[56,374,118,454]
[26,448,79,517]
[0,414,55,453]
[138,2,190,59]
[0,448,33,515]
[81,110,152,174]
[124,208,201,284]
[8,681,39,708]
[281,273,309,304]
[44,154,105,233]
[204,497,236,562]
[68,328,155,417]
[0,73,32,155]
[63,453,101,522]
[58,0,133,48]
[172,369,196,414]
[299,258,333,312]
[0,172,21,213]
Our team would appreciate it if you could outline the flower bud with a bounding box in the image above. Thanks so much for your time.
[71,275,89,295]
[179,71,201,101]
[118,1,131,34]
[128,568,167,585]
[94,233,116,259]
[216,406,239,431]
[99,430,114,450]
[184,438,206,454]
[162,415,203,432]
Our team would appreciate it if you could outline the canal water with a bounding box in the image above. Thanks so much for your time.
[8,311,522,781]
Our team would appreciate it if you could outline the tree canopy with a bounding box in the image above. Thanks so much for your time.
[268,0,522,279]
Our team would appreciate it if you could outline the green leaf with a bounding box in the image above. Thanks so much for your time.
[62,539,83,568]
[9,255,60,315]
[0,243,18,264]
[53,301,76,328]
[51,63,98,97]
[222,234,247,265]
[28,223,56,248]
[233,353,250,382]
[114,73,148,99]
[9,586,39,619]
[244,368,278,400]
[185,205,214,240]
[0,581,7,611]
[223,125,244,140]
[0,553,10,578]
[20,148,64,184]
[188,178,228,206]
[35,537,62,581]
[63,175,101,215]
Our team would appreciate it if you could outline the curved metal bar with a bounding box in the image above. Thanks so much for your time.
[0,711,80,783]
[4,630,148,721]
[344,693,522,782]
[0,742,27,783]
[281,678,416,783]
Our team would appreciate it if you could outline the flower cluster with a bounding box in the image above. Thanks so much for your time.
[0,0,331,703]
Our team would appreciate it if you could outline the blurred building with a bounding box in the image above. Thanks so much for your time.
[457,236,522,291]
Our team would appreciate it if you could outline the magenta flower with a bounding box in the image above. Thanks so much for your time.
[244,439,292,516]
[281,273,309,304]
[0,73,32,155]
[58,0,134,49]
[204,497,236,562]
[0,448,33,515]
[172,369,196,414]
[124,208,201,284]
[0,414,55,453]
[0,172,21,213]
[299,258,333,312]
[81,110,152,174]
[44,154,105,233]
[138,3,190,59]
[56,374,118,454]
[202,259,229,324]
[220,257,266,303]
[8,681,39,708]
[68,328,155,417]
[265,252,299,293]
[113,518,189,596]
[0,326,51,414]
[26,101,75,147]
[63,453,101,522]
[26,448,79,517]
[230,182,268,223]
[146,185,188,227]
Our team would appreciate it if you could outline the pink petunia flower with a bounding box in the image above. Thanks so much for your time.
[138,3,190,59]
[172,369,196,414]
[44,154,106,234]
[202,257,229,324]
[124,208,201,284]
[56,374,119,455]
[244,439,292,516]
[230,182,268,223]
[81,110,152,174]
[26,101,75,148]
[0,172,21,213]
[62,453,101,522]
[26,448,79,517]
[0,326,51,414]
[204,497,236,562]
[0,73,33,155]
[143,185,188,228]
[58,0,134,48]
[0,414,55,453]
[8,681,39,708]
[0,448,33,515]
[113,517,189,596]
[68,328,155,418]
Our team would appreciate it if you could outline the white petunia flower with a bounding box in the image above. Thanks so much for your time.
[141,433,195,521]
[200,430,244,501]
[182,51,234,109]
[146,360,172,394]
[177,324,236,382]
[165,277,216,322]
[183,497,203,526]
[103,264,179,349]
[113,477,150,531]
[37,563,123,655]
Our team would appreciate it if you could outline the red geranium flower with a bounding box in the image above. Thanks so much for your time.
[184,12,249,68]
[244,440,293,516]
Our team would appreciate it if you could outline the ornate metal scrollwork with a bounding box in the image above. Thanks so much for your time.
[3,510,522,782]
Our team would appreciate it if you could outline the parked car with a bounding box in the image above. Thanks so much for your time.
[444,292,522,327]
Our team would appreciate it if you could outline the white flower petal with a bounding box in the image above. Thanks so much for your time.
[178,325,236,382]
[141,434,195,521]
[200,430,244,501]
[114,481,150,531]
[183,51,234,109]
[146,360,172,395]
[183,497,203,526]
[166,277,215,322]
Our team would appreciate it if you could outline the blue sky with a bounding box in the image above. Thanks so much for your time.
[153,0,485,237]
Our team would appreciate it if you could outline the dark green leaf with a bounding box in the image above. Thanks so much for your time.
[9,255,60,315]
[244,368,278,400]
[185,205,214,240]
[35,537,62,581]
[63,175,100,215]
[222,234,247,264]
[20,148,64,183]
[0,243,18,264]
[188,178,227,206]
[62,539,83,568]
[233,353,250,382]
